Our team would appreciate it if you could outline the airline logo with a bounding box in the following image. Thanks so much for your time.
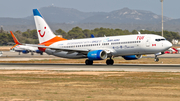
[137,36,144,40]
[38,27,46,37]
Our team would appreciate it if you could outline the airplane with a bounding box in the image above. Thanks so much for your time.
[31,9,172,65]
[10,31,43,55]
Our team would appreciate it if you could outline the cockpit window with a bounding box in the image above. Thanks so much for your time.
[161,39,165,41]
[155,38,166,41]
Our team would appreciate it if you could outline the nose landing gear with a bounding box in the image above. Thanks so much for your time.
[154,52,164,62]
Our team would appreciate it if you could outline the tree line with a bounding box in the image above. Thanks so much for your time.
[0,27,180,45]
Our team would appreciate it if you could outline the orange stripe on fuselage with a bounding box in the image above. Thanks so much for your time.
[38,36,67,52]
[39,36,67,46]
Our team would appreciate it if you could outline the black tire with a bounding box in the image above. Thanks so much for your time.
[85,60,93,65]
[109,59,114,65]
[154,58,159,62]
[106,59,110,65]
[106,59,114,65]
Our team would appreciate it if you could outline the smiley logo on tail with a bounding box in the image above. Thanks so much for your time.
[38,27,46,37]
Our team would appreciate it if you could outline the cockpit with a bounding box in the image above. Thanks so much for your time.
[155,38,166,41]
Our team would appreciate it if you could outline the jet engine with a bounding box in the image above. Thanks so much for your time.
[87,50,107,60]
[22,50,29,54]
[36,50,43,55]
[36,50,43,53]
[122,55,142,60]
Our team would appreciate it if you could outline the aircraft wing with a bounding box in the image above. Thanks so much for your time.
[26,44,114,55]
[26,44,90,54]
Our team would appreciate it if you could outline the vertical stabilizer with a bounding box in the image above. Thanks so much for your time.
[10,31,22,50]
[33,9,56,44]
[10,31,22,45]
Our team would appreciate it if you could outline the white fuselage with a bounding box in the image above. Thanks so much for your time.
[45,34,172,59]
[13,45,38,52]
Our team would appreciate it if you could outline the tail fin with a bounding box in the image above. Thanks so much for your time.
[33,9,66,45]
[10,31,22,50]
[10,31,22,45]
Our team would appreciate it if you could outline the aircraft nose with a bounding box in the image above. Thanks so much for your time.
[166,41,172,48]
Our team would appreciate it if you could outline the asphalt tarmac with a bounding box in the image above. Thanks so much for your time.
[0,51,180,72]
[0,63,179,72]
[1,51,180,60]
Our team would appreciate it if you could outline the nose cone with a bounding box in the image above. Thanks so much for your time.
[165,41,172,49]
[167,41,172,48]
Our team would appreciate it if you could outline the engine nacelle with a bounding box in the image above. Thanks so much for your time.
[22,50,29,54]
[36,50,43,54]
[122,55,142,60]
[87,50,107,60]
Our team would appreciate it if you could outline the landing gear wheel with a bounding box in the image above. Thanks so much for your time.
[31,52,34,55]
[85,59,93,65]
[154,58,159,62]
[106,59,114,65]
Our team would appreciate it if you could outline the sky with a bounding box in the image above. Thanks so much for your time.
[0,0,179,19]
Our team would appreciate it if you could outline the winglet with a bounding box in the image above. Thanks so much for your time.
[10,44,18,50]
[91,34,95,38]
[138,31,141,35]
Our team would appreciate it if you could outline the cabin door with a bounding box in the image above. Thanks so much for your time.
[146,37,150,47]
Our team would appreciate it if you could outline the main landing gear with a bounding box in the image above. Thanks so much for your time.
[85,59,93,65]
[85,58,114,65]
[106,58,114,65]
[40,52,43,55]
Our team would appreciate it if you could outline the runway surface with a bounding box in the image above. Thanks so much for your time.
[0,63,180,72]
[1,51,180,61]
[0,51,180,72]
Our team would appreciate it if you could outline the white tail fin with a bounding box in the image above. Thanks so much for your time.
[33,9,56,44]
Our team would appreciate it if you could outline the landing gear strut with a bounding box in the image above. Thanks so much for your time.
[40,52,43,55]
[85,59,93,65]
[106,57,114,65]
